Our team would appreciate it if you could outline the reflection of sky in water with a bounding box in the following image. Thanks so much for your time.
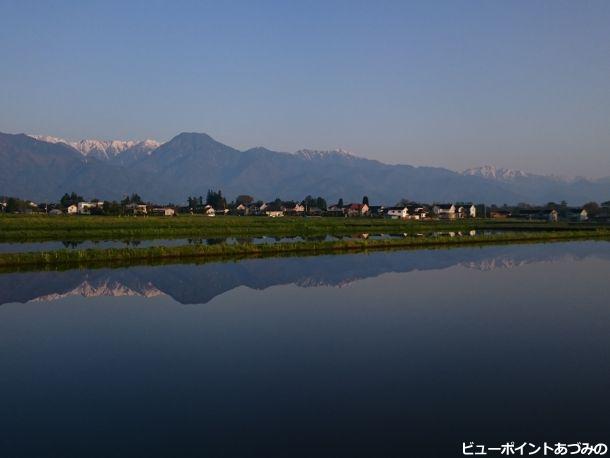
[1,241,610,456]
[1,240,608,307]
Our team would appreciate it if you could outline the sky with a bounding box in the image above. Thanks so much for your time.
[1,0,609,178]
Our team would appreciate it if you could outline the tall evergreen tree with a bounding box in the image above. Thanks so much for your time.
[206,189,227,209]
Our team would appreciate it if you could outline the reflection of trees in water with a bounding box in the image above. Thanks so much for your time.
[206,238,226,246]
[61,241,82,249]
[123,240,141,247]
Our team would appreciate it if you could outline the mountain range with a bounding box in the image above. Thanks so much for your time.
[1,130,609,205]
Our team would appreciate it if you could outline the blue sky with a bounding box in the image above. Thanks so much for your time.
[1,0,609,177]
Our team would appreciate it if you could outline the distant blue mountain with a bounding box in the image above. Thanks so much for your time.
[1,131,609,204]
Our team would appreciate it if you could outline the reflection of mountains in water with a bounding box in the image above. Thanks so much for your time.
[2,241,609,306]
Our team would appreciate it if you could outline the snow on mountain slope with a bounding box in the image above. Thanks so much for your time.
[30,135,159,160]
[462,165,530,181]
[462,165,584,184]
[294,148,356,160]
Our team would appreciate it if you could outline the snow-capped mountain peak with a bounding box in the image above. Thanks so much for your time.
[29,135,160,160]
[139,139,161,149]
[32,135,69,145]
[462,165,530,181]
[75,139,137,158]
[295,148,356,160]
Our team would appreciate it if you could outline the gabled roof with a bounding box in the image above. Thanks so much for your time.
[405,204,425,211]
[346,203,364,210]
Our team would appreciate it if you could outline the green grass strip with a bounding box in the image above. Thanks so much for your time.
[0,214,604,243]
[0,229,608,271]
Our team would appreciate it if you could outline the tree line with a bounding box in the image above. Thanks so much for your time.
[185,190,332,211]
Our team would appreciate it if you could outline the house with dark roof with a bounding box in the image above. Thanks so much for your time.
[367,205,385,217]
[405,204,428,220]
[284,203,305,216]
[546,209,559,222]
[433,204,456,218]
[385,206,408,219]
[516,208,558,222]
[344,203,369,217]
[567,207,588,222]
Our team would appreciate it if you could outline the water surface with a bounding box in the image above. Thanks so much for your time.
[1,241,609,457]
[0,230,490,253]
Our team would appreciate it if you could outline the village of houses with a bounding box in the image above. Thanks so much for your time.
[1,195,602,222]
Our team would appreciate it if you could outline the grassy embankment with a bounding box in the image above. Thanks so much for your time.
[0,225,608,270]
[0,214,604,242]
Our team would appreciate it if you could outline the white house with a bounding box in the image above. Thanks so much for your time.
[204,205,215,217]
[67,204,78,215]
[456,204,477,218]
[285,203,305,214]
[345,203,369,217]
[568,208,588,222]
[386,207,409,219]
[433,204,456,218]
[151,207,175,216]
[406,205,428,220]
[126,203,148,215]
[77,201,104,214]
